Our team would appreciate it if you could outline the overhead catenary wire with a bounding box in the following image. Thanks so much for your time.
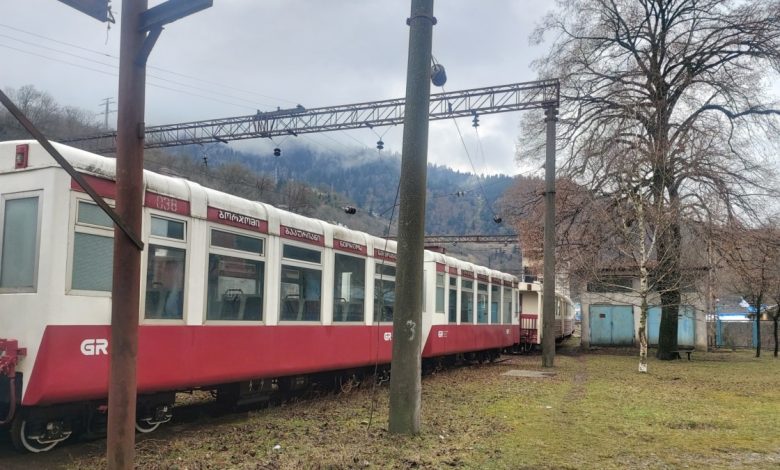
[2,23,535,224]
[0,25,332,118]
[444,85,504,224]
[366,123,394,152]
[0,42,261,112]
[0,23,300,107]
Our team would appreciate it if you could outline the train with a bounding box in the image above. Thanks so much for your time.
[0,140,575,452]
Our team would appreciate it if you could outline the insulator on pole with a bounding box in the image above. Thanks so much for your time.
[493,215,503,224]
[273,147,281,157]
[431,63,447,87]
[377,140,384,150]
[343,206,357,214]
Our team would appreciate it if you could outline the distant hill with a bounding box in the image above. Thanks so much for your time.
[0,85,525,272]
[168,142,519,237]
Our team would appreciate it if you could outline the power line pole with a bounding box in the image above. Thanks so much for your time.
[109,1,212,468]
[108,0,147,467]
[541,106,558,368]
[99,97,116,129]
[389,0,434,435]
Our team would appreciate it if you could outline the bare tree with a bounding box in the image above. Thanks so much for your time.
[281,180,318,216]
[1,85,101,140]
[504,145,676,371]
[522,0,780,359]
[714,221,780,357]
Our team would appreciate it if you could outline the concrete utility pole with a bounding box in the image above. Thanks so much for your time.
[389,0,434,435]
[541,106,558,368]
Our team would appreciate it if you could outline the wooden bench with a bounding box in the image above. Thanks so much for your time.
[672,348,694,360]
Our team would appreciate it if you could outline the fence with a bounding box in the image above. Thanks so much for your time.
[710,320,778,349]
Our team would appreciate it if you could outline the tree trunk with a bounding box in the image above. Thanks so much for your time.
[754,296,762,358]
[639,300,648,373]
[656,218,681,360]
[773,315,778,358]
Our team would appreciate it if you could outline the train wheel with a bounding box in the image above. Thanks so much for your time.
[135,418,161,434]
[135,418,161,433]
[10,416,70,453]
[135,401,173,434]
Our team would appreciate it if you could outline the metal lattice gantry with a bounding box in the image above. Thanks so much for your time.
[400,234,520,245]
[62,79,559,153]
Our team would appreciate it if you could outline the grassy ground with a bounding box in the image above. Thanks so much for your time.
[41,348,780,469]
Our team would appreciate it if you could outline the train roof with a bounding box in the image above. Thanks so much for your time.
[1,140,517,282]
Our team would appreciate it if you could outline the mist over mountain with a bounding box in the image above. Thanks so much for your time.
[1,85,525,272]
[170,141,519,237]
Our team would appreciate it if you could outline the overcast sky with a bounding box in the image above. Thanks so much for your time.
[1,1,553,175]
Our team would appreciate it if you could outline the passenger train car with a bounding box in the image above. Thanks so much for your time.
[518,281,576,351]
[0,141,573,452]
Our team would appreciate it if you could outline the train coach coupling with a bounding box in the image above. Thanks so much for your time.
[0,338,26,426]
[0,338,26,378]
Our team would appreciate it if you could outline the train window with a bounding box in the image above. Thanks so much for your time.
[333,254,365,322]
[279,265,321,321]
[448,280,458,323]
[207,254,264,321]
[374,262,395,322]
[435,273,445,313]
[280,242,322,322]
[72,232,113,291]
[477,283,488,324]
[0,195,40,291]
[503,287,512,323]
[211,229,263,255]
[376,264,396,277]
[77,201,112,227]
[207,229,265,321]
[70,201,114,292]
[283,244,321,264]
[145,246,186,319]
[491,285,500,323]
[460,280,473,323]
[151,216,185,240]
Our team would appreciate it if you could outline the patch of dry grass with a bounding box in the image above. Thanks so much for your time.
[56,350,780,469]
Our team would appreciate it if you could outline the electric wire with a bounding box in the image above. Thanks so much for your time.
[446,93,502,222]
[0,42,259,112]
[366,176,402,432]
[0,23,300,106]
[339,130,370,148]
[0,39,270,111]
[474,126,489,172]
[299,133,352,153]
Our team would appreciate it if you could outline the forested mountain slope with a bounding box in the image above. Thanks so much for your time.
[168,142,518,236]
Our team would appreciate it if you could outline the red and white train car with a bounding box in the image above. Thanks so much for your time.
[517,281,576,351]
[0,141,522,452]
